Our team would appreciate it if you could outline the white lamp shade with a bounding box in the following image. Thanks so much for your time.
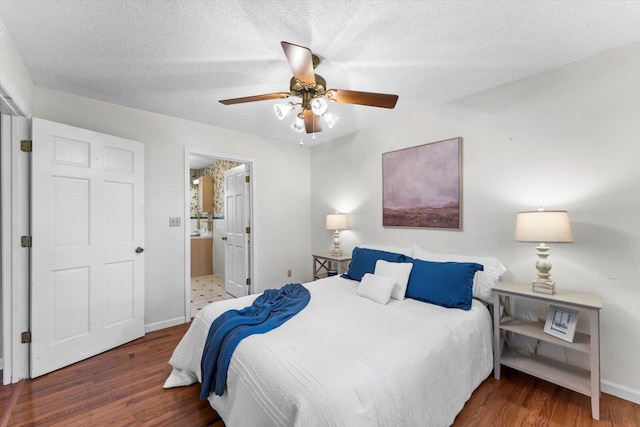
[326,213,350,230]
[274,102,294,120]
[322,111,339,129]
[310,97,328,115]
[291,115,305,132]
[515,210,573,243]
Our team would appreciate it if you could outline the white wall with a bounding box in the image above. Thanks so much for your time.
[33,87,312,329]
[310,41,640,399]
[0,17,33,116]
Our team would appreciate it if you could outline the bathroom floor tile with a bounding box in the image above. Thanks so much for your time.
[190,274,235,318]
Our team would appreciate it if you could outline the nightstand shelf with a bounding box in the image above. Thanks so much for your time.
[312,253,351,280]
[501,348,591,396]
[499,316,592,353]
[493,281,602,420]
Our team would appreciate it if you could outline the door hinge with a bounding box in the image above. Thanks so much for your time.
[245,226,251,234]
[20,139,32,152]
[246,278,251,286]
[21,331,32,343]
[245,175,250,183]
[21,236,32,247]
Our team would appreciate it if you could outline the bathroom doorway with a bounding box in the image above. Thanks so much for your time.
[184,148,254,319]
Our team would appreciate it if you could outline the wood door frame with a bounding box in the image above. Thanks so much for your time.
[183,148,256,320]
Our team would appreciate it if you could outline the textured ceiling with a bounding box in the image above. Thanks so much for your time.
[2,1,640,145]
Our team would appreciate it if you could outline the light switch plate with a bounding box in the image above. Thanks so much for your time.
[169,217,181,227]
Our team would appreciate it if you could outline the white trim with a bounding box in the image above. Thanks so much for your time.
[12,116,31,383]
[602,379,640,405]
[1,113,11,385]
[0,75,32,119]
[183,147,257,322]
[1,115,30,385]
[144,317,186,334]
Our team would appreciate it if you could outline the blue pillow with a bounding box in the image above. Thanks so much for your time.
[405,259,483,310]
[342,247,408,281]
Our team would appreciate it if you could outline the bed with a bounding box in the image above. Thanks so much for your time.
[165,245,504,426]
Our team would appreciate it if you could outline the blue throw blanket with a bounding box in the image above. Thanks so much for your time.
[200,283,311,398]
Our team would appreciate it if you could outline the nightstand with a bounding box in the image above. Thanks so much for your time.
[312,253,351,280]
[493,281,602,419]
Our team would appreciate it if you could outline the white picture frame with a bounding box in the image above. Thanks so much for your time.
[544,305,579,342]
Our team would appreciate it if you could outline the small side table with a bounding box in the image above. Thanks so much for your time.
[312,253,351,280]
[493,281,602,420]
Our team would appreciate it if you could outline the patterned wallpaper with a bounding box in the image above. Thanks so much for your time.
[190,159,242,218]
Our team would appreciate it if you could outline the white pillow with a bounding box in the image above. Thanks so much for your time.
[374,259,414,300]
[412,244,507,303]
[360,243,413,257]
[356,273,397,305]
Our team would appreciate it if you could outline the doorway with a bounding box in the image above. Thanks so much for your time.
[184,148,254,319]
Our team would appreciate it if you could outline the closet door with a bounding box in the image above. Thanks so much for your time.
[31,118,145,377]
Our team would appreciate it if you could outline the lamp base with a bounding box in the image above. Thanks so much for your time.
[532,280,555,295]
[331,229,343,257]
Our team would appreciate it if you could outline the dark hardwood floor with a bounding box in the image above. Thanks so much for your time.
[1,323,222,427]
[1,323,638,426]
[454,367,640,426]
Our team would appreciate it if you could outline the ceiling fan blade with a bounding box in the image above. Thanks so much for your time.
[219,92,290,105]
[281,41,316,85]
[304,109,322,133]
[326,89,398,109]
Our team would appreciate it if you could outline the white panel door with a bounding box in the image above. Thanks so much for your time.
[224,164,250,298]
[31,118,145,377]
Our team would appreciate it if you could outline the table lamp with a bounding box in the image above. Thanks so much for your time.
[515,209,573,294]
[326,213,350,257]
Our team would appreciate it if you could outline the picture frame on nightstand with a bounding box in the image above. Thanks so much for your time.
[544,305,579,342]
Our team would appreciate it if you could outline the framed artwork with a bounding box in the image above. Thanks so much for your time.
[382,137,461,229]
[544,305,579,342]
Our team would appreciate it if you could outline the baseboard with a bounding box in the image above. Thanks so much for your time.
[602,379,640,405]
[0,357,3,371]
[144,316,186,333]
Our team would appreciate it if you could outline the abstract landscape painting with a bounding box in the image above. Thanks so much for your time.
[382,137,461,229]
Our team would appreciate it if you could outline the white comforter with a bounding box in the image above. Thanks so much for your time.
[165,275,493,427]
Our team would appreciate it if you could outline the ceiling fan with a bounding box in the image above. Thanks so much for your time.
[219,41,399,134]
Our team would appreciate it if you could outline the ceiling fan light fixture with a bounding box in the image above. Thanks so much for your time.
[218,42,399,136]
[310,97,328,115]
[274,102,295,120]
[322,111,339,129]
[291,113,305,133]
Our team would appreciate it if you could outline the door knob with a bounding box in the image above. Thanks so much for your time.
[221,237,227,241]
[135,247,144,254]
